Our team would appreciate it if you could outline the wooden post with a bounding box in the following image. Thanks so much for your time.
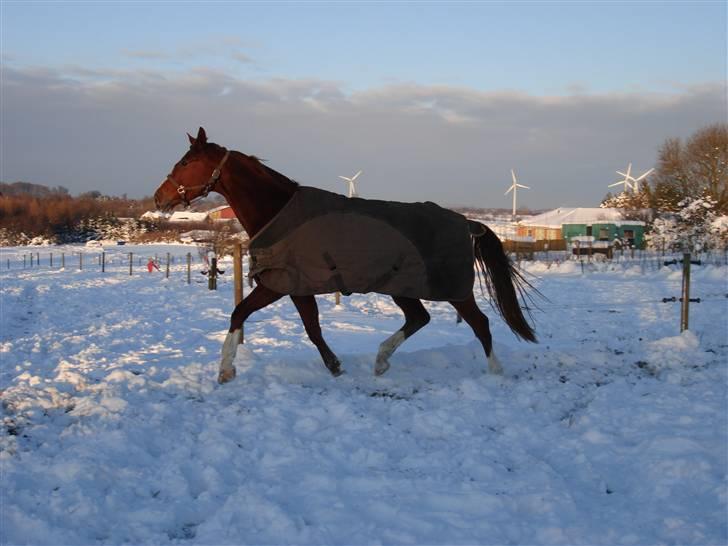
[165,252,170,279]
[102,252,105,273]
[129,252,133,275]
[233,244,243,305]
[79,252,83,270]
[233,244,245,343]
[186,252,191,284]
[209,257,218,290]
[61,252,65,268]
[36,252,40,266]
[50,252,53,267]
[30,253,34,267]
[335,291,341,306]
[680,253,691,332]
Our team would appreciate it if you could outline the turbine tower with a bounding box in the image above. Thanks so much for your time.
[339,170,362,198]
[505,169,530,218]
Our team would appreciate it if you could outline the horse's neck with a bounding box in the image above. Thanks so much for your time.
[217,152,297,237]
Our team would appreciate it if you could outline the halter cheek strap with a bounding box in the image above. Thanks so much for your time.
[166,149,230,207]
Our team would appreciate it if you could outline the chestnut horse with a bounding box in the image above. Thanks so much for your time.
[154,128,536,383]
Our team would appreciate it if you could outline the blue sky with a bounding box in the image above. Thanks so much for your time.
[5,1,724,93]
[1,1,726,207]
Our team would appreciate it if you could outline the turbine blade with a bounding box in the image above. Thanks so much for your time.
[351,170,362,181]
[339,176,351,181]
[505,186,514,195]
[517,184,530,189]
[511,169,517,184]
[634,168,654,182]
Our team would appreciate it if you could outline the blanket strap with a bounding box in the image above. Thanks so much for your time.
[322,252,351,296]
[362,253,406,294]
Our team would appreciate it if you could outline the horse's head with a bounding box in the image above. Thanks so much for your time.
[154,127,230,211]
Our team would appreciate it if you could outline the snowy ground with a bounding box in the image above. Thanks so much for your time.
[1,244,727,545]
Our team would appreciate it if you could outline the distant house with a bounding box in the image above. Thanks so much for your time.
[168,211,209,223]
[140,210,169,221]
[208,206,237,221]
[517,208,646,247]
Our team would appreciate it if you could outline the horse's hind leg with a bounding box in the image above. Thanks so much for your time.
[450,293,503,374]
[375,296,430,376]
[218,285,283,384]
[290,295,342,376]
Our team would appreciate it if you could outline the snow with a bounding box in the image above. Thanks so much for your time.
[168,211,209,223]
[520,208,646,228]
[1,244,726,545]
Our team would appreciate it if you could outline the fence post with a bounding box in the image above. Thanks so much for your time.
[166,252,170,279]
[79,252,83,270]
[30,253,34,267]
[129,252,133,276]
[186,252,191,284]
[102,252,105,273]
[208,257,218,290]
[36,252,40,267]
[233,244,245,343]
[50,252,53,268]
[6,259,9,270]
[680,252,691,332]
[61,253,65,268]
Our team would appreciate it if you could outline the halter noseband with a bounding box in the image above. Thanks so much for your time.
[166,149,230,207]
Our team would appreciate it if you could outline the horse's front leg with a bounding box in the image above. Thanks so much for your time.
[290,295,342,376]
[218,285,283,384]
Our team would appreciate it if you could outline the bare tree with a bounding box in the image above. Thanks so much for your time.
[651,123,728,213]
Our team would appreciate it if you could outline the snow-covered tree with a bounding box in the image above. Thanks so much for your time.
[646,193,722,253]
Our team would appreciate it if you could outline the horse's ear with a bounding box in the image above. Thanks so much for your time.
[196,127,208,145]
[187,132,196,146]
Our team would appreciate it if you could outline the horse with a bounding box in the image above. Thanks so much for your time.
[154,127,536,384]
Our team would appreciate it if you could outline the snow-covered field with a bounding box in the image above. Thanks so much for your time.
[1,244,726,545]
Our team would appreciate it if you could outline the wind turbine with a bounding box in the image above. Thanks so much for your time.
[505,169,530,218]
[626,167,654,192]
[609,163,635,192]
[610,163,655,193]
[339,170,362,198]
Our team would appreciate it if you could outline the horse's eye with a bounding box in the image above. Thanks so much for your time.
[180,159,188,167]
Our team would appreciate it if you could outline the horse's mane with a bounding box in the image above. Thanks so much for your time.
[240,152,300,190]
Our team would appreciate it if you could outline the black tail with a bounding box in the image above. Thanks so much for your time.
[470,221,537,342]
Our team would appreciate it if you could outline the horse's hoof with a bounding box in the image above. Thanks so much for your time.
[374,358,390,376]
[218,367,237,384]
[487,352,504,375]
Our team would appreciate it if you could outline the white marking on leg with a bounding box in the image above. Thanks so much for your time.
[488,349,503,375]
[218,329,241,383]
[375,330,406,376]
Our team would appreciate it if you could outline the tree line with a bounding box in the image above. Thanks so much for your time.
[0,186,157,245]
[601,123,727,253]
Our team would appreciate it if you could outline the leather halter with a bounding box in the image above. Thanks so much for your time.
[166,149,230,207]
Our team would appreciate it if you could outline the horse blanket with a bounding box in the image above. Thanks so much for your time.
[248,186,475,301]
